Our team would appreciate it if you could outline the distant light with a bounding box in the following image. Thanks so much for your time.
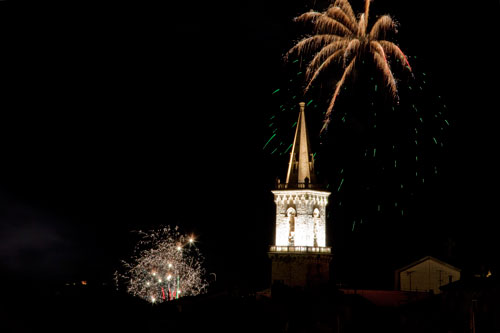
[81,281,87,286]
[146,282,150,286]
[177,246,182,251]
[152,272,156,276]
[189,238,194,244]
[168,263,173,268]
[158,279,162,283]
[151,296,156,303]
[167,275,172,281]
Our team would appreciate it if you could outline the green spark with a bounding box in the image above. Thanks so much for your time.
[271,148,278,154]
[444,120,450,126]
[284,143,293,153]
[307,99,313,106]
[291,122,297,128]
[272,89,280,95]
[374,84,378,92]
[433,137,438,144]
[263,134,276,149]
[373,148,376,157]
[352,220,356,231]
[292,59,299,63]
[337,178,344,192]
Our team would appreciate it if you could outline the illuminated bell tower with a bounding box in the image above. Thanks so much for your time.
[269,102,331,288]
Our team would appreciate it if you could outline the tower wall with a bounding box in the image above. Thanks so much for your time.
[269,253,332,288]
[272,190,330,247]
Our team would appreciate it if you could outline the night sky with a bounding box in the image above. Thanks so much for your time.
[1,1,499,291]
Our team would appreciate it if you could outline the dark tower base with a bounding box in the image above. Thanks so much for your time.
[268,250,332,289]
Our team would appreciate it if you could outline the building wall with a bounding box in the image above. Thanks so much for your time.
[399,259,460,294]
[269,253,331,288]
[272,190,329,247]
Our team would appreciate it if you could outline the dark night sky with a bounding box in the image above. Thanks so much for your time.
[0,0,499,290]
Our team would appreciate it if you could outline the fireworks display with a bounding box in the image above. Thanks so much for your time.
[114,226,208,303]
[286,0,412,131]
[264,0,451,235]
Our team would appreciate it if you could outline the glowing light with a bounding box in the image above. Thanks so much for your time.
[114,226,208,304]
[272,190,330,247]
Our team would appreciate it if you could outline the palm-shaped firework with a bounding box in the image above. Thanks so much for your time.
[287,0,412,131]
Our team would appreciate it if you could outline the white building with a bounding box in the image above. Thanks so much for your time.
[395,256,461,294]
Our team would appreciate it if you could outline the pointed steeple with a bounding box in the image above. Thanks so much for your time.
[285,102,316,187]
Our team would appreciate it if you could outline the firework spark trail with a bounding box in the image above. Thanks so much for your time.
[114,226,208,304]
[287,0,412,131]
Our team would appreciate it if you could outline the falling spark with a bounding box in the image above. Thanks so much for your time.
[337,178,344,192]
[263,134,276,149]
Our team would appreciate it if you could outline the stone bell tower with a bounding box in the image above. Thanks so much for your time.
[269,102,331,288]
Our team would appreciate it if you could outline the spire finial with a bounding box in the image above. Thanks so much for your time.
[299,101,305,112]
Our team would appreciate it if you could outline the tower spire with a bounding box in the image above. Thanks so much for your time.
[285,102,316,187]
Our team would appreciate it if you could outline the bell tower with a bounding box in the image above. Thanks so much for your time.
[269,102,331,288]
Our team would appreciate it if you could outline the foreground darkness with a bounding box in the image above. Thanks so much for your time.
[3,276,499,333]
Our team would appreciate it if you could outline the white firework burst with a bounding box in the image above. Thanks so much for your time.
[115,225,208,303]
